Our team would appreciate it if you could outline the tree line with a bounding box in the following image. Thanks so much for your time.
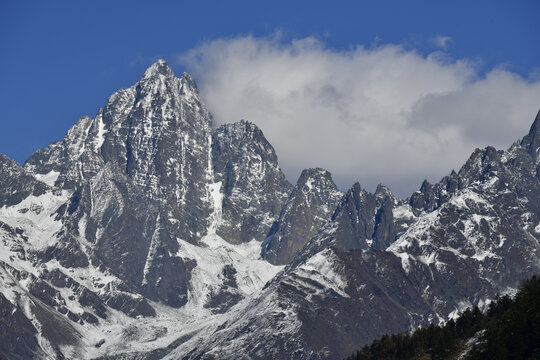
[346,274,540,360]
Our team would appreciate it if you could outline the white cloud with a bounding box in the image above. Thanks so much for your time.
[179,35,540,197]
[433,35,452,50]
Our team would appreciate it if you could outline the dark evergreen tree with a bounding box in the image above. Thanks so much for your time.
[346,274,540,360]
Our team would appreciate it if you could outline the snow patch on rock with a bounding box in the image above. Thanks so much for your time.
[294,248,349,298]
[33,171,60,187]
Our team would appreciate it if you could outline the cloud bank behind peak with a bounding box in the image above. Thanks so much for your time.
[179,35,540,197]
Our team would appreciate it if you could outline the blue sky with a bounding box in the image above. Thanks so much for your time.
[1,0,539,196]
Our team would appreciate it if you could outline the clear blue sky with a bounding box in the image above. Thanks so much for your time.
[1,0,538,165]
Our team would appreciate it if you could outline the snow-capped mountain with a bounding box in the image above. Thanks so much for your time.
[0,60,539,360]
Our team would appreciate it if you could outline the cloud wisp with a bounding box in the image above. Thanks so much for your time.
[179,35,540,197]
[433,35,453,50]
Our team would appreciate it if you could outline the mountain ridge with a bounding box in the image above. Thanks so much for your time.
[0,60,538,359]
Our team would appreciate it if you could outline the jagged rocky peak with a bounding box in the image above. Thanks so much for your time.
[214,120,275,159]
[179,72,199,93]
[521,109,540,162]
[409,179,437,213]
[24,60,214,243]
[212,120,292,244]
[141,58,175,78]
[408,146,504,216]
[375,183,399,205]
[373,183,399,250]
[262,167,342,265]
[297,167,336,191]
[458,145,501,185]
[0,153,50,207]
[24,114,106,188]
[329,182,398,251]
[331,182,376,250]
[141,59,197,88]
[136,60,201,103]
[409,168,461,215]
[408,112,540,218]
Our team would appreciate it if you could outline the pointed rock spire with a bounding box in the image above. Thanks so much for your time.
[179,72,199,94]
[0,154,49,207]
[375,183,398,206]
[521,109,540,160]
[261,167,342,265]
[297,168,335,190]
[141,59,175,80]
[212,120,292,244]
[331,182,377,250]
[25,58,214,243]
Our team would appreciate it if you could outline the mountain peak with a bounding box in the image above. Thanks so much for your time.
[141,59,175,80]
[521,109,540,159]
[216,120,265,142]
[375,183,391,195]
[296,168,340,198]
[180,72,198,90]
[350,181,363,193]
[375,183,396,202]
[298,168,334,187]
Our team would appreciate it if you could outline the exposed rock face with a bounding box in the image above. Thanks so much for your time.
[102,64,213,243]
[262,168,342,265]
[25,60,214,243]
[0,292,40,360]
[24,115,106,190]
[1,61,539,360]
[212,120,292,244]
[372,186,397,250]
[409,170,460,214]
[328,181,401,252]
[331,183,381,250]
[521,110,540,164]
[54,163,191,308]
[0,154,49,207]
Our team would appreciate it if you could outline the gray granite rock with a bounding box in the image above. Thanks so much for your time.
[262,168,342,264]
[212,120,292,244]
[0,154,49,207]
[25,60,214,244]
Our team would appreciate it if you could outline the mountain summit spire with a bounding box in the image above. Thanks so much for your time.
[521,109,540,160]
[141,59,175,79]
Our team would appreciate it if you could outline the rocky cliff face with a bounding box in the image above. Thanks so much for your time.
[212,120,292,244]
[261,168,342,265]
[25,60,214,243]
[0,154,49,207]
[1,61,539,360]
[329,182,399,252]
[54,162,191,308]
